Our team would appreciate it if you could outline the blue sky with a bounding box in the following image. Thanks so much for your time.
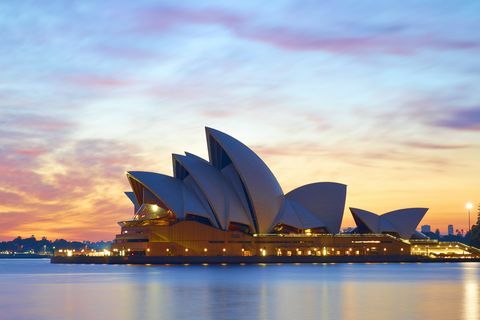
[1,0,479,240]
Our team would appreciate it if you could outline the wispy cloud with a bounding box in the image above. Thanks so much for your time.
[0,113,74,133]
[95,45,158,61]
[133,5,480,56]
[61,74,135,89]
[0,111,153,240]
[401,141,471,149]
[200,109,237,119]
[431,107,480,131]
[0,138,150,240]
[136,6,245,34]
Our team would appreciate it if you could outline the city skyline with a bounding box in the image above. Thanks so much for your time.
[1,1,480,241]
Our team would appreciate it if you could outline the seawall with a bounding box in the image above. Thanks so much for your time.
[50,255,480,265]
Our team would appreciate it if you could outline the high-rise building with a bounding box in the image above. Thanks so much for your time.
[448,225,454,236]
[421,225,431,233]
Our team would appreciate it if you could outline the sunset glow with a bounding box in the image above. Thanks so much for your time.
[1,1,479,240]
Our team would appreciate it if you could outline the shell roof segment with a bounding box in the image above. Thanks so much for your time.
[173,152,254,230]
[205,127,284,233]
[286,182,347,234]
[350,207,428,238]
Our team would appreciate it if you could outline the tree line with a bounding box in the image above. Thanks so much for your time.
[0,235,111,254]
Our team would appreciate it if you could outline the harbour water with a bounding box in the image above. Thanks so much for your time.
[0,259,478,320]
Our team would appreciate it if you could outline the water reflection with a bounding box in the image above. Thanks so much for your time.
[0,260,478,320]
[463,266,479,320]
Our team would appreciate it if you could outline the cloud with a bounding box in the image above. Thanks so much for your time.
[241,30,480,55]
[431,107,480,131]
[95,46,158,61]
[137,6,245,34]
[13,148,49,157]
[0,111,154,241]
[0,113,74,133]
[200,109,237,119]
[61,74,135,88]
[402,142,471,149]
[133,5,480,56]
[0,138,150,241]
[0,190,24,206]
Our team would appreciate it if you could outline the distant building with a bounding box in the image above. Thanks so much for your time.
[448,225,454,236]
[421,225,431,233]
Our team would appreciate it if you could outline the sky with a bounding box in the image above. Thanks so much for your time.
[1,0,479,241]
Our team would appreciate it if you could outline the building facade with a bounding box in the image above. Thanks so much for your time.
[98,128,477,259]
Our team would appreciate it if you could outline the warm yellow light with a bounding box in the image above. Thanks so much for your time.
[222,248,226,252]
[185,248,189,252]
[166,248,170,252]
[147,248,150,252]
[204,248,208,252]
[151,204,159,212]
[466,202,474,210]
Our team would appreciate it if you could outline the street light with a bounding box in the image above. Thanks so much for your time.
[466,202,473,232]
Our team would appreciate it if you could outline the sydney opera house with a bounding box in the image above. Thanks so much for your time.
[104,127,478,259]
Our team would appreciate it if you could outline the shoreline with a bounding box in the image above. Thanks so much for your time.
[0,254,51,259]
[50,255,480,265]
